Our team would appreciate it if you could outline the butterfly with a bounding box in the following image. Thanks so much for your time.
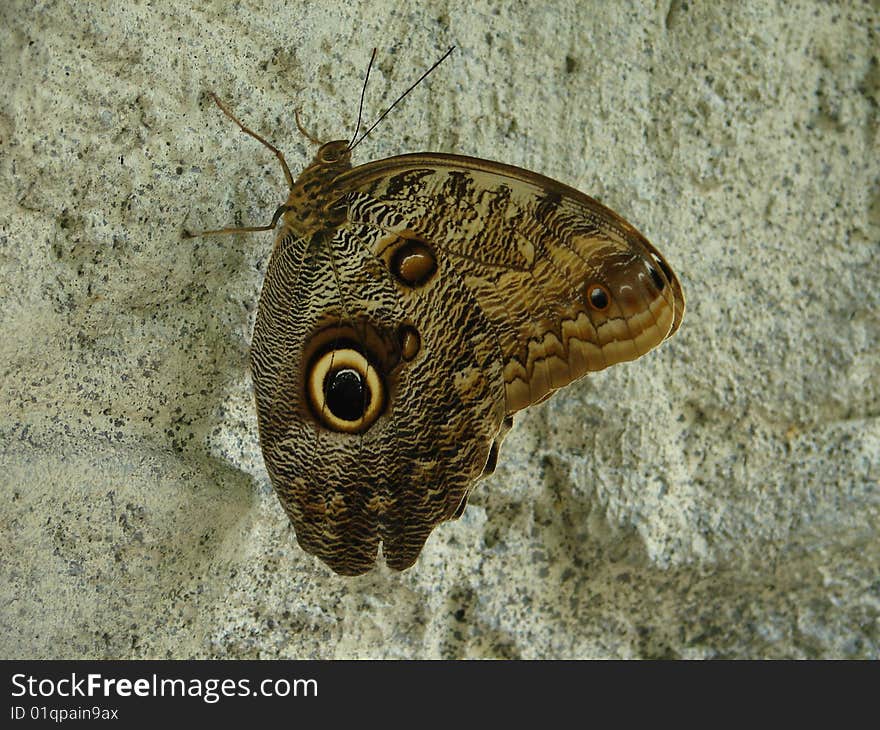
[186,48,684,575]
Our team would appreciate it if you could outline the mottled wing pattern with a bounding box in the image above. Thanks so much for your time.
[251,223,506,575]
[251,153,684,576]
[335,154,684,413]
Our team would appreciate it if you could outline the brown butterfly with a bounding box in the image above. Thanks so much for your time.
[186,48,684,575]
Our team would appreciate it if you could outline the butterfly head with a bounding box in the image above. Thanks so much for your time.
[311,140,352,170]
[279,140,354,237]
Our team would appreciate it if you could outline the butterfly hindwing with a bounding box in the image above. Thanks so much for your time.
[252,218,507,575]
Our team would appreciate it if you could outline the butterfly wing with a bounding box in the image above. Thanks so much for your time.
[251,223,506,575]
[335,154,685,412]
[251,153,684,576]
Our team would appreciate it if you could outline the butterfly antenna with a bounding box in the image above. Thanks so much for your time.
[347,46,455,153]
[348,48,377,149]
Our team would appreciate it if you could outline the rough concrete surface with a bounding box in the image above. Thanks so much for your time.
[1,1,877,659]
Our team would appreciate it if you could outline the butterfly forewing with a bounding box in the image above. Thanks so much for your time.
[336,154,684,413]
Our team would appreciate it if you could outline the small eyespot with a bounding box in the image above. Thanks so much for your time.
[647,263,666,291]
[652,253,674,286]
[397,324,422,361]
[587,283,611,311]
[307,348,385,433]
[390,239,438,288]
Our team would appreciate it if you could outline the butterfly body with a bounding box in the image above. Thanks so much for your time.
[247,140,684,575]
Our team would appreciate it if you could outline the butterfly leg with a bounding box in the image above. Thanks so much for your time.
[208,92,294,189]
[181,202,291,239]
[294,109,323,146]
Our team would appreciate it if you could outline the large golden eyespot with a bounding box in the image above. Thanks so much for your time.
[307,347,385,434]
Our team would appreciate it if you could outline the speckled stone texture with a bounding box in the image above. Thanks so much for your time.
[1,1,877,659]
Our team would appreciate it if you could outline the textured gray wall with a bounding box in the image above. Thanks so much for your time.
[1,1,877,658]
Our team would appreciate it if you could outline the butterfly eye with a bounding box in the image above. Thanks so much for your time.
[587,283,611,312]
[307,347,385,433]
[318,141,348,164]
